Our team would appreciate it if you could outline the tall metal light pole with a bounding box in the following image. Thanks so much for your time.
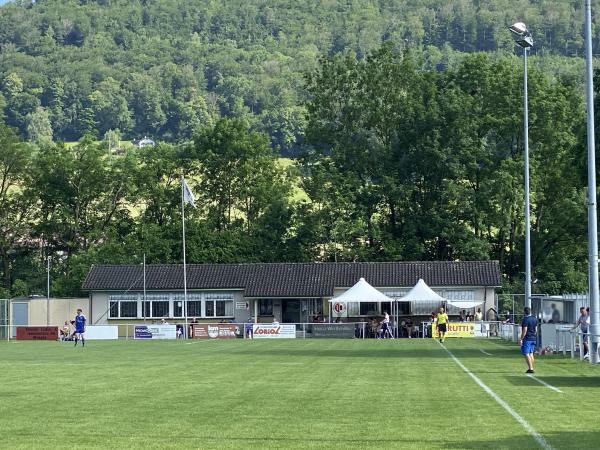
[510,22,534,309]
[584,0,600,364]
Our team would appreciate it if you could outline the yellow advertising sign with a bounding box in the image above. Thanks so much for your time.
[432,322,476,338]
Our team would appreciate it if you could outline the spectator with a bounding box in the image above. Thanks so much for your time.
[474,308,483,321]
[245,318,254,339]
[60,321,72,341]
[459,310,467,322]
[381,311,391,338]
[550,303,561,323]
[573,307,590,359]
[404,318,413,338]
[519,306,538,374]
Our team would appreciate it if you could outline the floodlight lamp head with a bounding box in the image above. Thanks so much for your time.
[509,22,533,48]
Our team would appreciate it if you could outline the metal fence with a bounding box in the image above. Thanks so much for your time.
[0,300,8,340]
[0,320,513,341]
[0,323,373,341]
[555,328,600,364]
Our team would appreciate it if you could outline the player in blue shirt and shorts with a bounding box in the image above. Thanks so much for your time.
[519,306,537,373]
[73,309,86,347]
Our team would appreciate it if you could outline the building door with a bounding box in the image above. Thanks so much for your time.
[12,302,28,337]
[282,300,301,323]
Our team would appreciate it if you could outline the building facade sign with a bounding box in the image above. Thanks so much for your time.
[331,302,348,318]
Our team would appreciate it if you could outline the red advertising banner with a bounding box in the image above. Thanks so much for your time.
[16,326,58,341]
[193,324,238,339]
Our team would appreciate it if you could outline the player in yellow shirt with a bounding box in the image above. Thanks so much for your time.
[436,307,449,343]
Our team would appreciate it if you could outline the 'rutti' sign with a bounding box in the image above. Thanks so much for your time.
[432,322,476,338]
[252,324,296,339]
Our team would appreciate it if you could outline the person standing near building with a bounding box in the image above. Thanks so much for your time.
[572,307,590,359]
[73,308,86,347]
[381,311,392,338]
[245,318,254,339]
[436,307,449,343]
[519,306,538,373]
[474,308,483,321]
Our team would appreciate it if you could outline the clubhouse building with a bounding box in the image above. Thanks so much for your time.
[82,261,502,325]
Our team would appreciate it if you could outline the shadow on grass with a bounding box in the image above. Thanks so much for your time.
[444,431,600,449]
[244,346,519,360]
[505,375,600,388]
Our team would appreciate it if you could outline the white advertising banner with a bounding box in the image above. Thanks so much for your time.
[134,324,177,340]
[331,301,348,318]
[85,326,119,340]
[253,324,296,339]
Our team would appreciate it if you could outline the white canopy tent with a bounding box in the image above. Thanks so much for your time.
[446,299,484,309]
[328,277,394,304]
[328,278,398,332]
[399,278,483,312]
[398,278,446,303]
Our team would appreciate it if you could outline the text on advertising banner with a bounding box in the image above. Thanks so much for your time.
[432,322,475,338]
[16,326,58,340]
[134,324,177,340]
[252,324,296,339]
[193,324,238,339]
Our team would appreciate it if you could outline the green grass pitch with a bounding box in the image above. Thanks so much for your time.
[1,338,599,449]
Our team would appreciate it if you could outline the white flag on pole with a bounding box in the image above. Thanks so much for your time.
[181,176,196,208]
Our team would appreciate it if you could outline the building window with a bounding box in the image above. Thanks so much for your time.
[187,301,202,317]
[360,302,379,316]
[444,290,475,301]
[109,301,119,318]
[173,301,183,317]
[152,301,169,317]
[205,293,234,317]
[120,301,138,318]
[259,299,273,315]
[109,294,138,318]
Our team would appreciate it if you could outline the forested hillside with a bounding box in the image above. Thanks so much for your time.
[0,0,598,300]
[0,0,598,148]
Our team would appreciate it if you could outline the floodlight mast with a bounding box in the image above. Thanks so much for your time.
[509,22,533,310]
[584,0,600,364]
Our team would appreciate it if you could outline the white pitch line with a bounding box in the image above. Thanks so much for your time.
[438,342,553,450]
[527,375,563,394]
[479,349,493,356]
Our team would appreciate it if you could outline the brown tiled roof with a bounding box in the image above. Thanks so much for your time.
[82,261,501,297]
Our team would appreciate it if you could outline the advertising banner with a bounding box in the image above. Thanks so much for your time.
[311,323,355,338]
[432,322,476,338]
[193,324,238,339]
[331,302,348,318]
[253,324,296,339]
[134,324,176,340]
[16,326,58,340]
[85,326,119,340]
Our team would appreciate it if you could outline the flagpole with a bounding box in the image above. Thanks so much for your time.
[143,253,146,322]
[181,175,189,338]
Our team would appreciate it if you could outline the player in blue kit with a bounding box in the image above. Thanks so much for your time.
[73,308,86,347]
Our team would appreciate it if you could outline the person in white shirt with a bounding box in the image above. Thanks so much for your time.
[381,311,393,339]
